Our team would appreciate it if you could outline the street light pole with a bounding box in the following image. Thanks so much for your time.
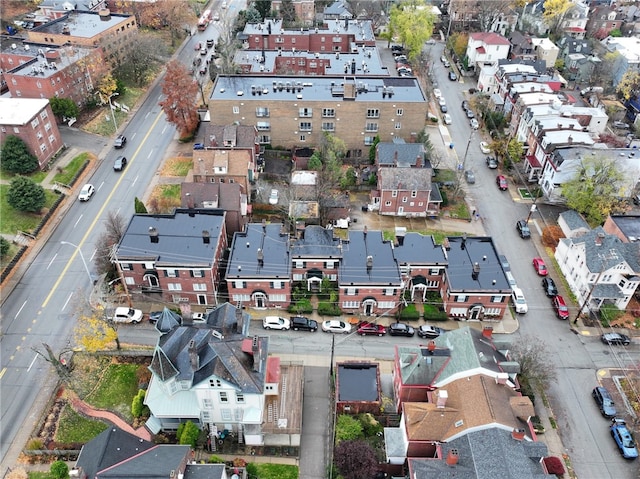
[61,241,92,285]
[108,92,119,132]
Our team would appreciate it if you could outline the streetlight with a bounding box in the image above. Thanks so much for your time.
[61,241,93,285]
[108,92,119,132]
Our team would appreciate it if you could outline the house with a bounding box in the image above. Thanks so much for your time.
[113,209,227,306]
[518,0,549,36]
[557,37,598,83]
[407,428,551,478]
[465,32,511,72]
[530,38,559,69]
[557,210,590,239]
[323,1,352,20]
[601,36,640,87]
[37,0,107,20]
[338,228,402,317]
[145,303,304,446]
[446,1,518,36]
[226,223,292,310]
[336,362,381,414]
[392,232,447,301]
[555,226,640,313]
[586,5,624,40]
[440,237,512,320]
[559,1,589,39]
[603,215,640,243]
[290,225,342,290]
[508,31,536,62]
[0,98,63,170]
[270,0,315,25]
[191,148,256,199]
[207,75,428,155]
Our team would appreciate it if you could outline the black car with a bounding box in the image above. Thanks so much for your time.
[461,100,470,111]
[417,325,445,339]
[391,45,405,53]
[516,220,531,239]
[542,277,558,297]
[388,323,415,337]
[601,333,631,346]
[449,71,458,81]
[113,156,127,171]
[113,134,126,149]
[291,316,318,332]
[149,311,162,323]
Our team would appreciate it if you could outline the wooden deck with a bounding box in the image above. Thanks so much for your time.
[262,362,304,435]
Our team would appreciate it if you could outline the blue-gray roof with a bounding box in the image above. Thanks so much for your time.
[290,225,342,258]
[608,215,640,242]
[558,210,589,232]
[226,223,290,279]
[444,237,511,292]
[379,167,432,190]
[33,10,133,37]
[563,226,640,273]
[96,445,191,479]
[339,230,401,286]
[155,307,182,334]
[116,209,225,267]
[393,233,447,265]
[377,141,426,167]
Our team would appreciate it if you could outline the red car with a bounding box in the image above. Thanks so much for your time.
[532,257,548,276]
[496,175,508,191]
[357,322,386,336]
[552,295,570,320]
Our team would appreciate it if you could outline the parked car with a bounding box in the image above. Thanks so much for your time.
[448,71,457,81]
[388,323,415,337]
[322,320,352,334]
[464,170,476,184]
[417,325,445,339]
[470,118,479,129]
[440,55,447,63]
[438,97,446,106]
[498,255,510,271]
[486,156,498,169]
[357,322,386,336]
[113,134,126,149]
[78,183,95,201]
[290,316,318,332]
[268,189,279,205]
[601,333,631,346]
[392,45,405,53]
[480,142,491,154]
[496,175,508,190]
[461,100,470,111]
[193,143,205,150]
[194,41,202,51]
[465,109,475,119]
[113,156,127,171]
[532,257,548,276]
[433,89,442,99]
[613,120,630,129]
[511,287,528,314]
[516,220,531,239]
[592,386,617,418]
[552,295,569,319]
[443,113,452,125]
[110,307,143,324]
[610,418,638,459]
[440,104,448,113]
[206,38,214,48]
[263,316,290,330]
[542,277,558,297]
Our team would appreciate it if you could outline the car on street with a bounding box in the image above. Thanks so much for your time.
[388,323,415,337]
[496,175,508,190]
[291,316,318,331]
[443,113,452,125]
[194,41,201,51]
[470,118,479,129]
[213,13,220,21]
[268,189,279,205]
[78,183,95,201]
[592,386,617,418]
[440,55,447,63]
[322,320,352,334]
[486,156,498,169]
[433,89,442,99]
[552,295,569,319]
[466,109,475,119]
[542,277,558,296]
[193,143,205,150]
[417,325,445,339]
[601,333,631,346]
[149,311,163,323]
[440,104,448,113]
[448,71,457,81]
[516,220,531,239]
[464,170,475,184]
[532,257,548,276]
[498,255,510,271]
[511,287,528,314]
[357,322,386,336]
[610,418,638,459]
[613,120,630,129]
[263,316,290,330]
[206,38,214,47]
[392,45,405,53]
[461,100,470,111]
[438,97,446,106]
[200,47,207,56]
[480,142,491,154]
[113,134,126,149]
[110,307,143,324]
[199,64,208,75]
[113,156,127,171]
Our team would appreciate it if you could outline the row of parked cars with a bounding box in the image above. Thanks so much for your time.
[592,386,638,459]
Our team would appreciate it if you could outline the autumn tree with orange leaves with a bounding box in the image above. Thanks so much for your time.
[159,60,199,139]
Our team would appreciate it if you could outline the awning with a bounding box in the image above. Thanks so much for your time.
[476,46,486,54]
[526,155,541,168]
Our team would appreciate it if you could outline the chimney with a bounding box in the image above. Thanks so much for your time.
[511,428,526,441]
[415,155,423,168]
[496,372,508,385]
[366,255,373,272]
[436,389,448,408]
[363,225,367,237]
[257,248,264,266]
[186,192,194,208]
[595,232,605,246]
[202,230,210,244]
[445,449,459,466]
[149,226,159,243]
[235,306,244,333]
[188,340,199,371]
[482,326,493,339]
[472,262,480,280]
[252,336,262,373]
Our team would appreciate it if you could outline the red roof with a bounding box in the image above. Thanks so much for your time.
[566,27,586,32]
[469,32,511,45]
[526,155,541,168]
[476,46,486,54]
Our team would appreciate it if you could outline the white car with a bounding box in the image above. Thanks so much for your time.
[110,307,143,324]
[438,97,446,107]
[78,184,95,202]
[268,189,279,205]
[321,320,352,334]
[480,141,491,154]
[263,316,290,330]
[470,118,479,130]
[443,113,452,125]
[433,89,442,99]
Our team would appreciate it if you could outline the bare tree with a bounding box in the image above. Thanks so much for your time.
[474,0,516,33]
[32,343,75,383]
[509,336,557,393]
[116,32,169,87]
[94,211,127,280]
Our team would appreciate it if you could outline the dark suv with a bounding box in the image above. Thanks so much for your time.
[516,220,531,239]
[290,316,318,332]
[592,386,616,417]
[542,277,558,297]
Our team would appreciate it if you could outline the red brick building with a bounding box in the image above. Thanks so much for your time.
[290,225,342,290]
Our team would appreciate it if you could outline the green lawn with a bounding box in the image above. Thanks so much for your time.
[84,363,140,422]
[28,472,52,479]
[83,88,145,136]
[55,406,108,444]
[255,463,299,479]
[0,169,47,183]
[52,153,91,186]
[0,186,61,235]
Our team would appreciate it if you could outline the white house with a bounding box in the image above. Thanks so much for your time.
[465,32,511,72]
[601,36,640,86]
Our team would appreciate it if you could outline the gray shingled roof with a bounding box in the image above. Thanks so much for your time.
[379,167,433,190]
[155,307,182,334]
[607,215,640,242]
[96,445,191,479]
[392,233,447,265]
[377,141,426,167]
[339,230,401,286]
[567,226,640,273]
[226,223,290,279]
[444,237,511,292]
[558,210,589,232]
[290,225,342,258]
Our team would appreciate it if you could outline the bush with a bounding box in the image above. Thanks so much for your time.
[178,421,200,448]
[246,463,258,477]
[599,303,623,327]
[423,304,448,321]
[208,455,225,463]
[0,136,39,174]
[0,237,10,257]
[288,299,313,314]
[131,389,147,418]
[50,460,69,479]
[358,413,383,437]
[335,415,364,444]
[318,301,341,316]
[7,176,46,212]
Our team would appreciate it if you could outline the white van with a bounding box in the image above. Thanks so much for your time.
[511,287,528,314]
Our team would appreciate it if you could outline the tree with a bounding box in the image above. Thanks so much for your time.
[115,33,169,87]
[159,60,199,138]
[94,211,127,280]
[508,335,557,394]
[388,1,436,61]
[334,440,379,479]
[32,343,75,383]
[178,420,200,448]
[119,0,195,46]
[244,6,262,24]
[368,135,380,164]
[561,155,626,225]
[50,460,69,479]
[311,133,347,225]
[0,237,10,257]
[1,136,39,174]
[616,70,640,102]
[279,0,297,25]
[49,97,79,122]
[349,1,388,32]
[73,305,119,352]
[7,177,46,213]
[542,0,572,37]
[335,414,364,443]
[254,0,271,20]
[447,32,469,63]
[591,52,619,90]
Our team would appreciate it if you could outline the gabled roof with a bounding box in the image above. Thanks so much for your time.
[408,428,549,479]
[181,182,244,212]
[203,124,257,149]
[470,32,511,46]
[290,225,342,258]
[379,167,433,191]
[202,302,251,337]
[396,344,451,386]
[96,445,191,479]
[339,230,401,286]
[393,233,447,266]
[155,307,182,334]
[323,1,352,17]
[377,141,426,167]
[558,210,590,235]
[226,223,291,280]
[444,237,511,293]
[75,427,154,479]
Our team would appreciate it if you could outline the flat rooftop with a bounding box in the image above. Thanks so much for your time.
[33,11,132,38]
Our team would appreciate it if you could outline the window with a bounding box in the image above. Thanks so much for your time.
[269,294,287,302]
[221,409,232,421]
[256,121,270,130]
[402,196,408,203]
[125,277,135,285]
[45,122,51,131]
[365,122,378,132]
[299,121,312,131]
[40,111,48,120]
[396,108,404,116]
[233,106,240,114]
[219,391,228,402]
[191,270,204,278]
[455,295,468,302]
[300,134,307,142]
[294,260,306,268]
[234,280,247,289]
[364,136,375,146]
[121,263,133,271]
[378,301,395,309]
[166,269,178,277]
[342,301,360,308]
[326,261,335,269]
[203,398,213,409]
[236,392,245,403]
[258,134,270,144]
[429,268,440,275]
[270,281,283,289]
[322,108,335,117]
[299,107,312,117]
[322,122,335,131]
[366,109,380,118]
[490,295,503,303]
[193,283,207,291]
[385,201,391,206]
[40,144,47,152]
[411,190,417,198]
[256,107,270,117]
[392,190,398,197]
[384,288,394,296]
[168,283,182,291]
[346,287,358,295]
